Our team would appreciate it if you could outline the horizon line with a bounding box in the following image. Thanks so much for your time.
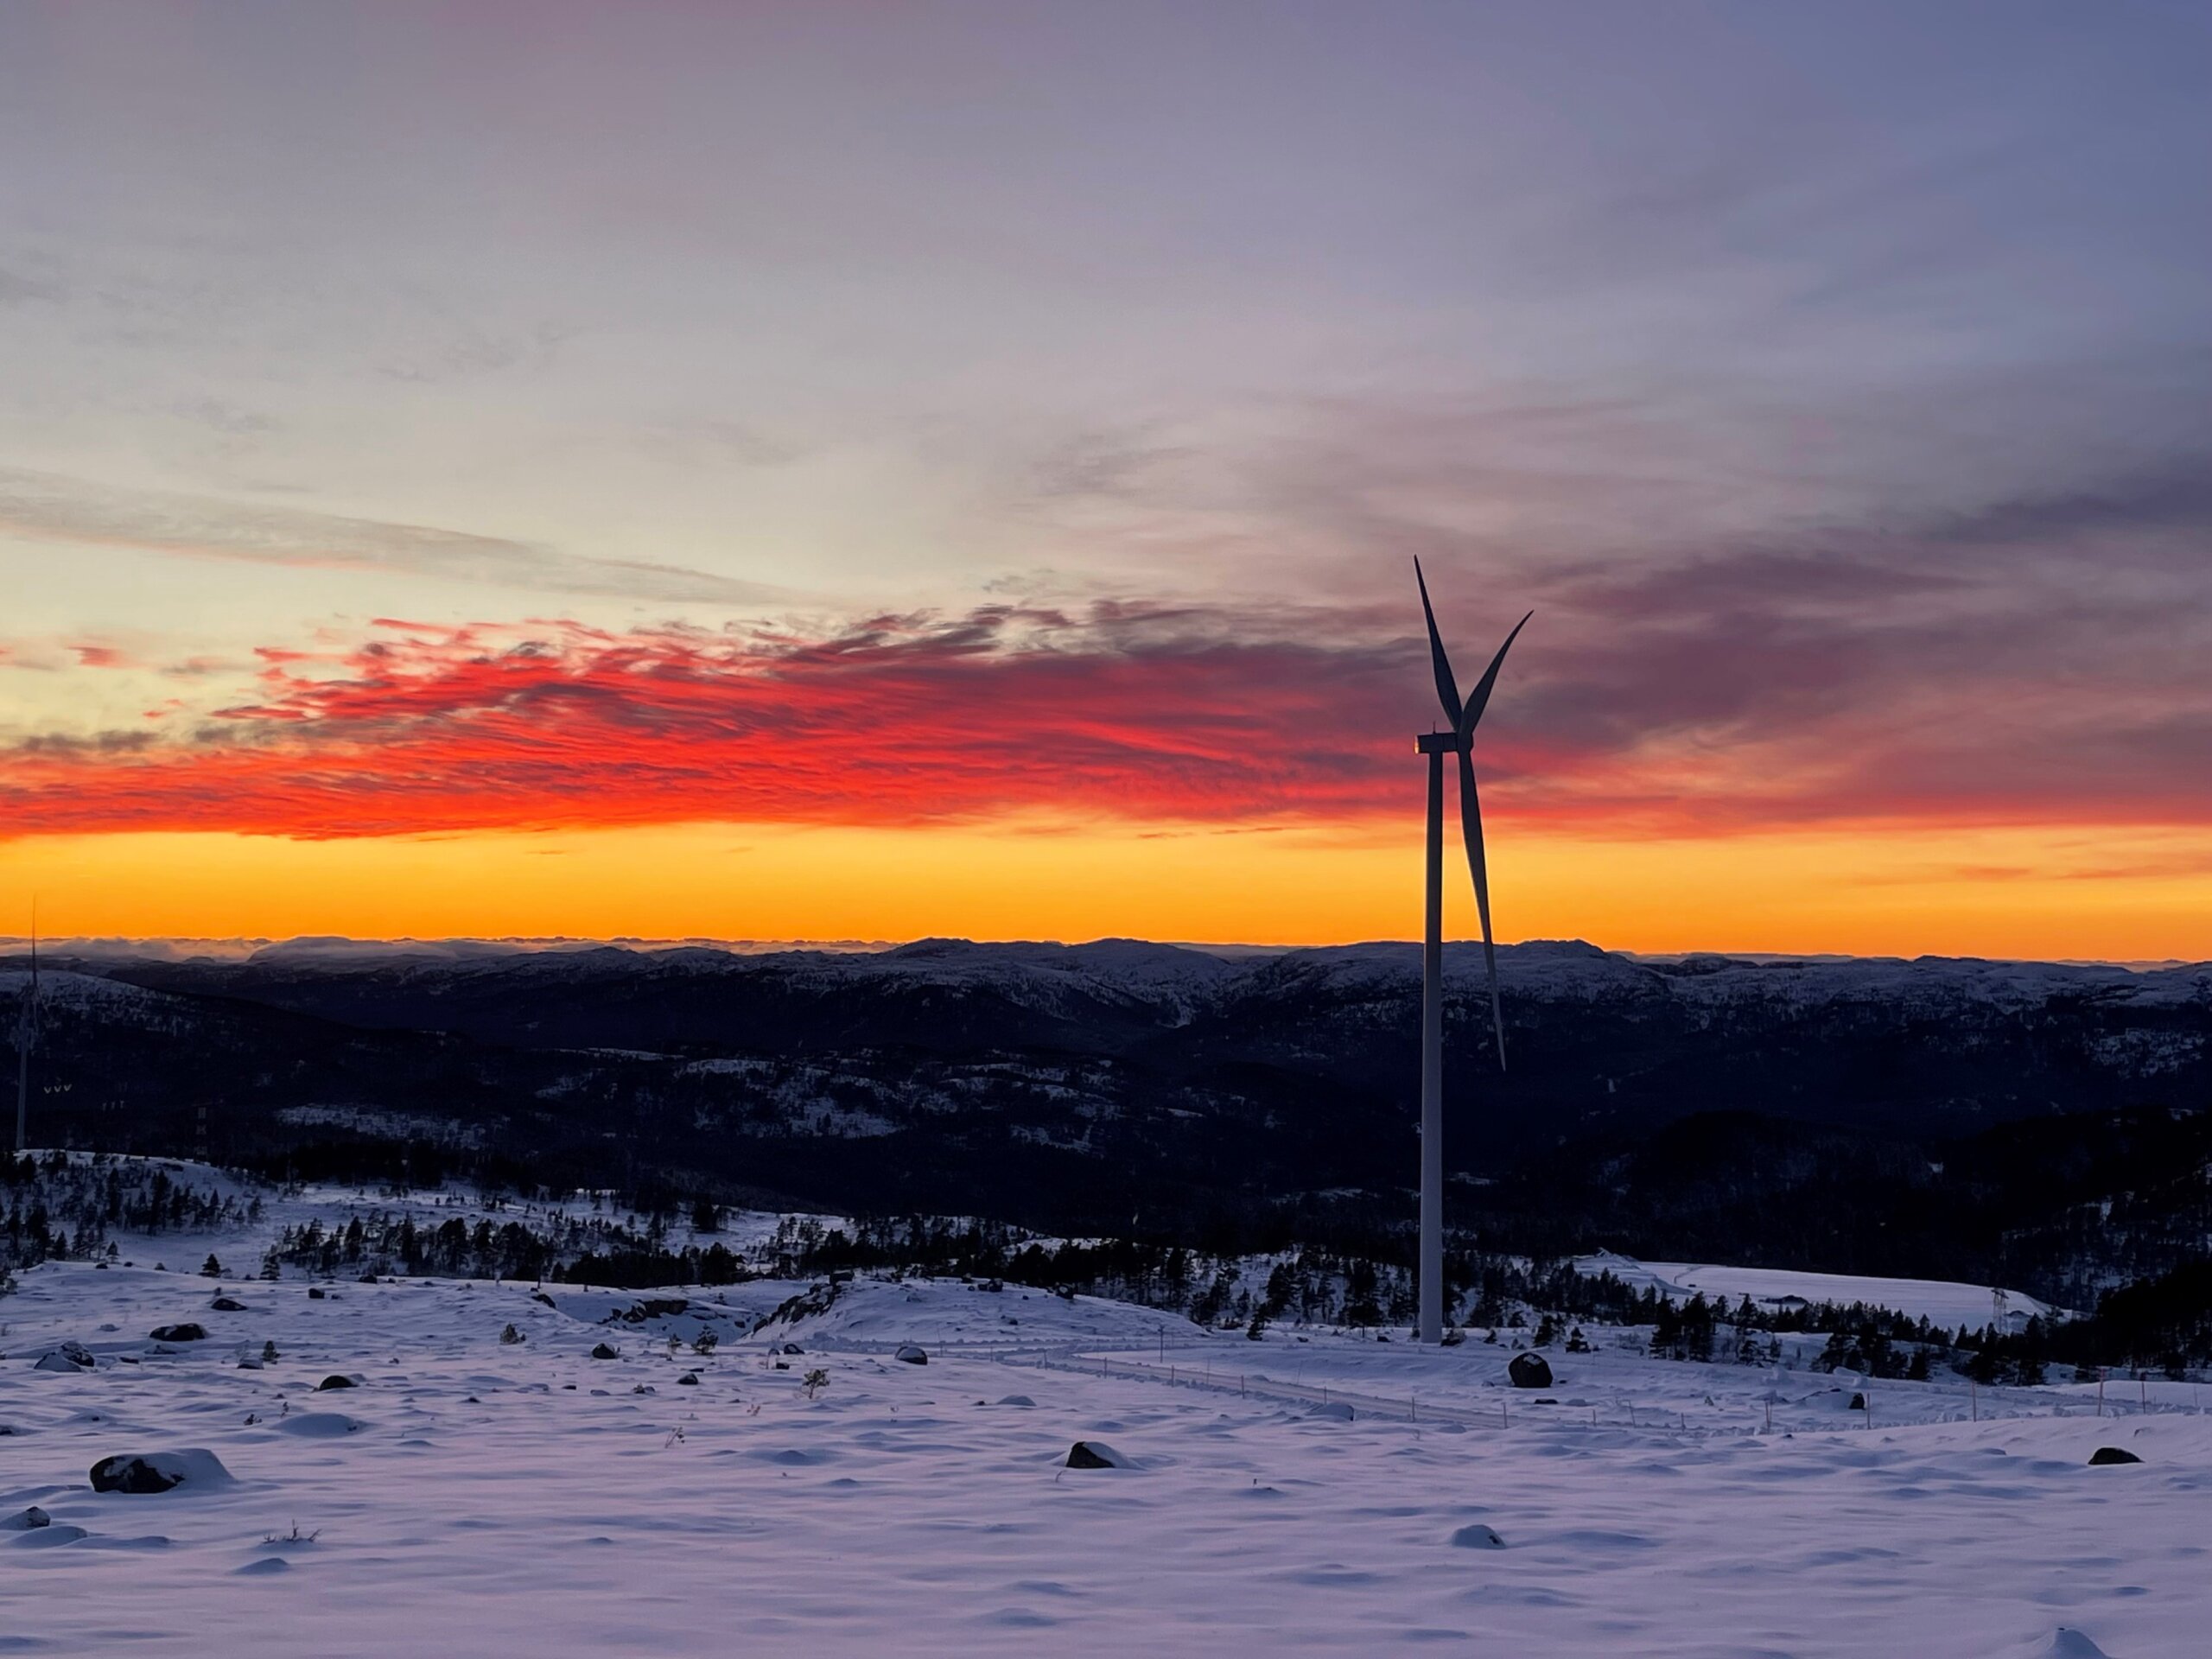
[0,933,2200,973]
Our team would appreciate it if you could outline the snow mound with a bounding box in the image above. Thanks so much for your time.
[276,1413,365,1440]
[10,1523,89,1548]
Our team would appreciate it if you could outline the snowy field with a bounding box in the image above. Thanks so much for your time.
[1574,1250,2066,1328]
[4,1192,2207,1655]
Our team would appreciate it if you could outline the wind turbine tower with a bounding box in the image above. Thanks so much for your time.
[1412,563,1529,1343]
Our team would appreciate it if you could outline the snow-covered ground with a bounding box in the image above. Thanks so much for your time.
[1576,1250,2066,1328]
[6,1243,2206,1654]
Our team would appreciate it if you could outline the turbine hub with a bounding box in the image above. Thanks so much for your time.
[1414,732,1467,754]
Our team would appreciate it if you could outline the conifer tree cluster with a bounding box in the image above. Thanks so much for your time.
[2,1151,260,1275]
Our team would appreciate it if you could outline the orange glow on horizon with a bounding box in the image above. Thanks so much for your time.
[3,818,2207,963]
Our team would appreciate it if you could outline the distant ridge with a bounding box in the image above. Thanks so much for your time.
[2,934,2200,975]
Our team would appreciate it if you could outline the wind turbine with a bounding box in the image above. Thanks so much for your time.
[1412,561,1529,1344]
[14,906,37,1154]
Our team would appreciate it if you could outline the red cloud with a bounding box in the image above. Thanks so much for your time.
[0,610,1424,839]
[4,594,2209,843]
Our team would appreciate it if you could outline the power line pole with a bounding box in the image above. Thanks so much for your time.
[14,912,38,1154]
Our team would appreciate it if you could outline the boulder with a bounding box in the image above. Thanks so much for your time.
[677,1371,701,1386]
[614,1297,690,1325]
[893,1344,929,1365]
[1508,1351,1553,1389]
[90,1448,232,1494]
[2044,1630,2113,1658]
[1065,1440,1133,1469]
[499,1324,524,1344]
[308,1287,327,1300]
[1848,1393,1867,1411]
[2,1506,50,1531]
[2087,1446,2142,1466]
[314,1374,359,1391]
[35,1340,96,1373]
[590,1343,620,1360]
[996,1395,1036,1408]
[209,1297,247,1313]
[1449,1523,1506,1549]
[148,1324,207,1344]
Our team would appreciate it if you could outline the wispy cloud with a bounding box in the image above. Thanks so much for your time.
[0,467,785,607]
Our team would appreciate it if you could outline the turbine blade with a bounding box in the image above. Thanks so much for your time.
[1456,747,1507,1071]
[1414,558,1462,728]
[1458,610,1533,741]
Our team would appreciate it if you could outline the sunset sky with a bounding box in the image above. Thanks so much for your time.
[3,3,2208,957]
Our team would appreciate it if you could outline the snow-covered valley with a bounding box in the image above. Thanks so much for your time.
[5,1179,2206,1657]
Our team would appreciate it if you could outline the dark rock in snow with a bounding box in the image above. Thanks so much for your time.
[996,1395,1036,1408]
[677,1372,700,1386]
[90,1448,232,1494]
[148,1324,207,1344]
[1065,1440,1132,1469]
[1848,1393,1867,1411]
[3,1506,51,1530]
[893,1344,928,1365]
[2088,1446,2142,1465]
[613,1298,690,1325]
[778,1342,805,1356]
[500,1324,524,1344]
[1508,1351,1553,1389]
[1449,1523,1505,1548]
[308,1287,327,1300]
[209,1297,247,1313]
[590,1343,620,1360]
[35,1340,96,1373]
[359,1272,379,1284]
[531,1291,555,1306]
[315,1374,359,1391]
